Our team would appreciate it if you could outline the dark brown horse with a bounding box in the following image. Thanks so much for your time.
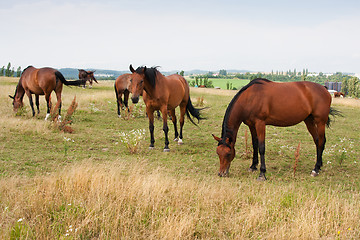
[78,69,98,88]
[9,66,85,120]
[114,73,131,117]
[213,78,339,180]
[128,65,204,151]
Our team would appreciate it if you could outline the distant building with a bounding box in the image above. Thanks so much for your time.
[325,82,342,92]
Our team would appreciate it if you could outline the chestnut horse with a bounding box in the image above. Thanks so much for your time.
[334,92,344,98]
[9,66,85,120]
[78,69,98,88]
[129,65,204,151]
[213,78,340,180]
[114,73,131,117]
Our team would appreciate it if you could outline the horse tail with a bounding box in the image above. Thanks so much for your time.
[55,71,85,86]
[326,107,343,127]
[185,97,206,126]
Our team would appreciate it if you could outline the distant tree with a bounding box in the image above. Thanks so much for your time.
[179,70,184,76]
[16,66,22,77]
[11,67,15,77]
[347,77,360,98]
[5,62,11,77]
[0,66,4,76]
[219,69,227,76]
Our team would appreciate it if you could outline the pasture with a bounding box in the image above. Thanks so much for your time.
[1,76,359,239]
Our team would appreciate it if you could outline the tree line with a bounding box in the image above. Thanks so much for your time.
[0,62,22,77]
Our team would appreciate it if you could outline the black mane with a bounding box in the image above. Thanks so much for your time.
[22,65,33,76]
[135,66,160,88]
[219,78,271,146]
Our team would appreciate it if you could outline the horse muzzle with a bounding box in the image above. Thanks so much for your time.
[131,96,139,104]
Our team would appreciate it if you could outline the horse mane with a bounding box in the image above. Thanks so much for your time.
[220,78,271,145]
[135,66,160,88]
[22,66,33,76]
[12,66,33,97]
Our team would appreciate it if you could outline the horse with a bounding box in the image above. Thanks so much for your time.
[9,66,86,120]
[212,78,340,181]
[334,92,345,98]
[128,64,205,151]
[114,73,131,117]
[78,69,98,88]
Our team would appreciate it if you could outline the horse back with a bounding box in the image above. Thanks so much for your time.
[115,73,131,91]
[163,74,189,107]
[21,67,58,95]
[240,81,331,126]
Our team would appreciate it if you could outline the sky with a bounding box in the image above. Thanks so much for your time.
[1,0,360,73]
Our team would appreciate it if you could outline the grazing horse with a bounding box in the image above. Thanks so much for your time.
[9,66,85,120]
[114,73,132,117]
[334,92,345,98]
[78,69,98,88]
[128,65,204,151]
[213,78,339,180]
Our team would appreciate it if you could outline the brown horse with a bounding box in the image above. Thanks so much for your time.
[114,73,131,117]
[334,92,345,98]
[78,69,98,88]
[212,78,340,180]
[128,65,204,151]
[9,66,85,120]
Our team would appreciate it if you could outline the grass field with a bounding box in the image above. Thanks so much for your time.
[186,77,250,90]
[1,77,359,239]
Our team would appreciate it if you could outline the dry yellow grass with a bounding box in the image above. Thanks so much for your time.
[0,160,359,239]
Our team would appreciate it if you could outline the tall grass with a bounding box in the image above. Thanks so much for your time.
[0,160,359,239]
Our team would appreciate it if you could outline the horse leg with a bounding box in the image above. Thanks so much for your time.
[56,91,62,120]
[116,93,122,117]
[255,121,266,181]
[35,95,40,114]
[25,91,35,116]
[146,108,155,149]
[248,125,259,172]
[169,109,179,142]
[305,117,325,176]
[161,106,170,151]
[124,90,130,112]
[45,93,52,120]
[178,103,186,145]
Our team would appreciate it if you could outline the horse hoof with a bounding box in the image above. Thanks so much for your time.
[311,170,319,177]
[174,137,179,142]
[257,176,266,181]
[178,139,183,145]
[149,146,155,150]
[45,113,50,121]
[248,168,257,173]
[163,148,170,152]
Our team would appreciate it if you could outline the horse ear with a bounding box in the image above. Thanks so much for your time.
[212,134,221,143]
[143,66,147,73]
[9,95,14,99]
[130,64,135,73]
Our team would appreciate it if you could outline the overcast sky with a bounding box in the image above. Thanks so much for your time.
[1,0,360,73]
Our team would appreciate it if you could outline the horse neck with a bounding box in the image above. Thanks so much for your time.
[143,73,163,98]
[222,100,244,145]
[15,81,25,100]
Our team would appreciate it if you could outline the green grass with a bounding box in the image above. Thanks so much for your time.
[186,77,250,89]
[1,77,360,239]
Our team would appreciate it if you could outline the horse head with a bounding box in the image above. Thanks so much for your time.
[87,71,98,83]
[129,64,147,104]
[9,94,23,112]
[212,134,235,177]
